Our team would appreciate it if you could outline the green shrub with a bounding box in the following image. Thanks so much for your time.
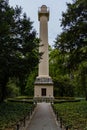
[53,101,87,130]
[0,102,33,129]
[53,76,74,97]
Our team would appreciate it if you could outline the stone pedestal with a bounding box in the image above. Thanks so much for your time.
[34,77,53,98]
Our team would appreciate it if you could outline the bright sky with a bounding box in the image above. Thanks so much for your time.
[9,0,72,46]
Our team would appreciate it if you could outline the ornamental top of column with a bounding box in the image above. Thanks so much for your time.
[38,5,49,21]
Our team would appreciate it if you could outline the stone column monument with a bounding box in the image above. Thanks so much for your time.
[34,5,54,101]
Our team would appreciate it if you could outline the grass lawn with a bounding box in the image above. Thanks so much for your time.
[0,102,33,129]
[53,101,87,130]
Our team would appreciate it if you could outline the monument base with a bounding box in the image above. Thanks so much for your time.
[34,77,54,102]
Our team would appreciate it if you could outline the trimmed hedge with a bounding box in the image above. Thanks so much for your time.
[54,97,80,104]
[7,98,33,104]
[54,97,75,100]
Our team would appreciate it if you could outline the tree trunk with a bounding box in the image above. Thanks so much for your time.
[0,75,9,102]
[19,77,26,95]
[85,88,87,101]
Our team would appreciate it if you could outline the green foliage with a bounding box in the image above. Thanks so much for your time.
[49,47,74,97]
[25,68,37,96]
[49,48,67,77]
[77,62,87,99]
[53,0,87,99]
[53,101,87,129]
[7,98,34,104]
[6,78,20,98]
[0,0,39,101]
[55,0,87,69]
[11,96,33,99]
[0,102,33,129]
[53,76,74,97]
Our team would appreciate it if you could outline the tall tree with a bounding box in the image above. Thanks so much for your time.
[49,47,74,97]
[55,0,87,70]
[55,0,87,99]
[0,0,39,102]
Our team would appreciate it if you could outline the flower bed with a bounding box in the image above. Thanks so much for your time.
[0,102,34,130]
[52,101,87,130]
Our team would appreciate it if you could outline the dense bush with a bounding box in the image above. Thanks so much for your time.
[0,102,33,129]
[53,101,87,129]
[53,76,74,97]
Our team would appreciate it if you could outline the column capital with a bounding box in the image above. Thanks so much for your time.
[38,5,49,21]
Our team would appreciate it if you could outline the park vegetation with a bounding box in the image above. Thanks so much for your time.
[0,0,86,101]
[53,101,87,130]
[0,0,39,102]
[0,0,87,129]
[49,0,87,100]
[0,101,34,129]
[51,0,87,129]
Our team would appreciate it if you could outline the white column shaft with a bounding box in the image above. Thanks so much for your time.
[39,16,49,77]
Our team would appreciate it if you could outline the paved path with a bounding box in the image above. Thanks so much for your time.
[27,103,62,130]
